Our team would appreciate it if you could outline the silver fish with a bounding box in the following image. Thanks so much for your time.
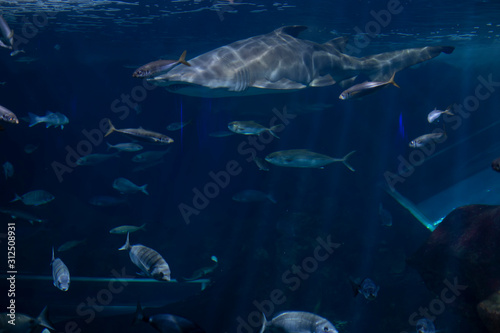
[76,153,119,166]
[0,104,18,124]
[106,142,143,152]
[181,256,218,281]
[409,131,446,148]
[57,239,86,252]
[51,247,70,291]
[11,190,55,206]
[339,72,399,100]
[113,177,149,195]
[228,121,284,139]
[427,105,454,123]
[10,49,25,57]
[232,190,276,204]
[0,307,54,332]
[208,130,235,137]
[109,223,147,234]
[132,149,170,163]
[105,120,173,145]
[350,277,379,300]
[260,311,338,333]
[3,161,13,179]
[265,149,356,171]
[0,207,46,224]
[24,143,39,154]
[254,157,269,171]
[119,233,171,281]
[88,195,127,207]
[133,50,191,78]
[167,120,191,131]
[0,15,13,50]
[134,302,205,333]
[28,111,69,129]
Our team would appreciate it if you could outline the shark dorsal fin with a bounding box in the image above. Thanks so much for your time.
[274,25,307,38]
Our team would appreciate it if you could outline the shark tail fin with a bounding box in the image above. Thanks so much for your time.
[341,150,356,172]
[388,72,400,88]
[105,119,115,137]
[36,306,55,331]
[178,50,191,67]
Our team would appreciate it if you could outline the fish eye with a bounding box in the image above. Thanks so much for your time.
[323,327,329,332]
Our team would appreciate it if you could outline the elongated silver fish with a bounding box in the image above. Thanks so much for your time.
[0,307,54,332]
[105,120,174,145]
[232,190,276,204]
[109,223,146,234]
[132,149,170,163]
[180,256,218,281]
[51,247,70,291]
[106,142,143,152]
[112,177,149,195]
[265,149,356,171]
[409,131,446,148]
[339,72,399,100]
[427,105,454,123]
[0,104,18,124]
[119,233,171,281]
[228,121,284,139]
[167,120,191,131]
[0,15,13,50]
[11,190,55,206]
[133,50,191,78]
[57,239,86,252]
[76,153,119,166]
[260,311,338,333]
[0,207,46,224]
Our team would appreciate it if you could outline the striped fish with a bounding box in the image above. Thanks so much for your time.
[119,233,171,281]
[105,120,174,145]
[51,247,70,291]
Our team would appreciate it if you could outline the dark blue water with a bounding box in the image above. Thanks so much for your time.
[1,1,500,332]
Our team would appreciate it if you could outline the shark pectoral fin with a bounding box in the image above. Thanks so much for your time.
[323,36,349,52]
[252,78,306,90]
[309,75,336,87]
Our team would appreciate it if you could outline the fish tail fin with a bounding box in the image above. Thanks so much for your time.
[10,193,21,203]
[106,142,113,151]
[388,72,400,88]
[140,223,147,232]
[51,247,55,262]
[105,119,115,137]
[36,306,55,331]
[178,50,191,66]
[269,124,285,139]
[341,150,356,172]
[119,233,131,251]
[28,112,41,127]
[141,184,149,195]
[444,104,455,115]
[259,313,268,333]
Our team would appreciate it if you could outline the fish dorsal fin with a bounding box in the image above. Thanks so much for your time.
[274,25,307,38]
[323,36,349,52]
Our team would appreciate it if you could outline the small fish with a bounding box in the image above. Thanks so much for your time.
[167,120,191,131]
[24,143,39,154]
[133,50,191,78]
[232,190,276,204]
[0,307,54,332]
[109,223,147,234]
[88,195,127,207]
[180,256,218,281]
[15,56,38,64]
[3,161,13,179]
[409,131,446,148]
[254,157,269,171]
[416,318,436,333]
[0,207,46,224]
[0,15,13,49]
[119,233,171,281]
[339,72,399,100]
[0,104,18,124]
[134,302,205,333]
[260,311,338,333]
[28,111,69,129]
[228,120,284,139]
[105,120,174,145]
[132,149,170,163]
[350,277,379,300]
[51,247,70,291]
[57,239,86,252]
[76,153,119,166]
[106,142,143,152]
[379,204,392,227]
[208,130,235,137]
[265,149,356,171]
[113,177,149,195]
[10,49,25,57]
[427,105,454,123]
[11,190,55,206]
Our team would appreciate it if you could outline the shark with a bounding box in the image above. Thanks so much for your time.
[151,25,454,98]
